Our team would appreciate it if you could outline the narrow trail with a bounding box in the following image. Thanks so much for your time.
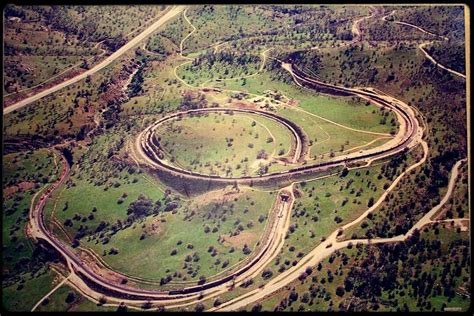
[27,145,301,311]
[20,5,467,312]
[174,10,271,89]
[382,10,466,79]
[174,10,394,148]
[31,275,71,312]
[351,6,377,43]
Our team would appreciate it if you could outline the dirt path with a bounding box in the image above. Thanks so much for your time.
[351,6,377,43]
[4,6,185,115]
[4,41,107,98]
[31,275,71,312]
[418,42,466,79]
[382,10,465,79]
[211,155,466,311]
[21,6,450,311]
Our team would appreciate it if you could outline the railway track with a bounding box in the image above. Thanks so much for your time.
[28,60,423,309]
[134,64,420,187]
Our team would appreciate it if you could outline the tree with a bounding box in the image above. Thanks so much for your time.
[195,303,205,312]
[251,303,262,312]
[242,244,252,255]
[289,290,298,302]
[65,291,76,304]
[98,296,107,305]
[142,301,153,309]
[336,286,345,297]
[127,194,154,220]
[341,167,349,177]
[198,276,206,285]
[262,268,273,279]
[117,302,128,312]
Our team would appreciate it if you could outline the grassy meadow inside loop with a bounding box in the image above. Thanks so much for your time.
[153,111,293,176]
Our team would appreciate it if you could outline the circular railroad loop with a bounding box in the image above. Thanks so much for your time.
[28,61,424,311]
[140,107,306,169]
[17,4,463,312]
[134,64,420,189]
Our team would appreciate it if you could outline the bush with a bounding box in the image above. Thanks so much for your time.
[242,244,252,255]
[262,268,273,279]
[336,286,345,297]
[252,304,262,312]
[65,291,76,304]
[195,303,205,312]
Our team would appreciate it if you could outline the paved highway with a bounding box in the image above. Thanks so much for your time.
[3,6,185,116]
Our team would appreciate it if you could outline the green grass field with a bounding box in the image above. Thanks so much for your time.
[222,71,397,134]
[2,4,467,312]
[274,158,410,265]
[84,188,276,281]
[2,268,56,312]
[3,149,59,273]
[156,111,293,176]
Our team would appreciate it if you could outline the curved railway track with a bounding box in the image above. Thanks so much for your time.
[27,57,424,310]
[134,63,420,186]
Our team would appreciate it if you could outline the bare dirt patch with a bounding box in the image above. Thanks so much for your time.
[288,98,299,107]
[191,187,243,209]
[221,230,258,249]
[293,187,303,198]
[3,186,18,197]
[232,101,257,110]
[4,181,36,197]
[18,181,36,191]
[143,217,163,236]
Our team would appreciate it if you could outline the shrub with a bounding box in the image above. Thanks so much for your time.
[262,268,273,279]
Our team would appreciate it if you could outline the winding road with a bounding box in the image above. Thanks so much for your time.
[27,59,426,310]
[212,156,466,312]
[382,9,466,79]
[134,63,420,185]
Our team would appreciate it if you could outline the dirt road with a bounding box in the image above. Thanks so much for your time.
[382,10,465,79]
[210,155,466,311]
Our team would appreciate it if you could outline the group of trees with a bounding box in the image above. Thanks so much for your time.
[127,62,145,98]
[126,194,162,222]
[272,227,469,312]
[191,50,261,69]
[179,93,208,110]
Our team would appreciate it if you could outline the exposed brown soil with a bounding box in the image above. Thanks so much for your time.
[4,181,36,197]
[143,218,163,236]
[232,101,257,110]
[221,230,258,248]
[288,98,299,107]
[3,186,18,197]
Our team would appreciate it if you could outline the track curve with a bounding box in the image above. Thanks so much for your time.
[28,58,423,309]
[134,65,420,187]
